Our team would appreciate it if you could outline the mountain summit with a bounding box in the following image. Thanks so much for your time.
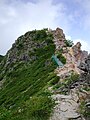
[0,28,90,120]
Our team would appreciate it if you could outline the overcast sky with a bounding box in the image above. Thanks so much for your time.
[0,0,90,55]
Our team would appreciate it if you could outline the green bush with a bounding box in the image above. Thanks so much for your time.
[79,101,90,119]
[57,53,66,64]
[0,107,12,120]
[34,29,47,41]
[53,73,79,94]
[24,96,54,119]
[65,39,74,47]
[63,73,79,87]
[50,76,60,85]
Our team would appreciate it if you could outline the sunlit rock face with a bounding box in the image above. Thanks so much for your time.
[51,27,66,50]
[71,42,88,62]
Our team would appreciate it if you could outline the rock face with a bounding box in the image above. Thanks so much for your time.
[72,42,81,56]
[55,43,87,80]
[79,54,90,85]
[78,55,90,120]
[50,92,81,120]
[51,27,66,50]
[79,54,90,72]
[72,42,88,62]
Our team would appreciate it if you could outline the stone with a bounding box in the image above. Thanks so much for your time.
[71,42,88,63]
[72,42,81,57]
[78,62,88,72]
[86,102,90,108]
[70,85,75,89]
[78,54,90,86]
[50,93,81,120]
[52,27,66,50]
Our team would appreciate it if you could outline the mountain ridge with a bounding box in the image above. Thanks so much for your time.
[0,27,90,120]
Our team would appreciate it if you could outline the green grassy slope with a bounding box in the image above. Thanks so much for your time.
[0,29,59,120]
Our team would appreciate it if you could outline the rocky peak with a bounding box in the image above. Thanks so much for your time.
[52,27,66,50]
[54,27,65,38]
[71,42,81,58]
[70,42,88,63]
[74,42,81,49]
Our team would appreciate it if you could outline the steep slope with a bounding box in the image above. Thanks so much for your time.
[0,29,60,120]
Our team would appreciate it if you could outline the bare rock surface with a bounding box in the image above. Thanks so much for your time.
[50,29,89,120]
[52,27,66,50]
[50,90,81,120]
[55,42,88,80]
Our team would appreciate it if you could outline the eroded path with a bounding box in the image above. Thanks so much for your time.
[50,89,82,120]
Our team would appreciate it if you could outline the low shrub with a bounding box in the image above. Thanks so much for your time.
[50,76,60,85]
[65,39,74,47]
[57,53,66,64]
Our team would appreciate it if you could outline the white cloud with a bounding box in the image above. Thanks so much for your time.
[65,35,72,40]
[0,0,90,55]
[0,0,65,55]
[75,0,90,30]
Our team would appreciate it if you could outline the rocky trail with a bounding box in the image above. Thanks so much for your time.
[50,86,90,120]
[50,28,90,120]
[50,91,81,120]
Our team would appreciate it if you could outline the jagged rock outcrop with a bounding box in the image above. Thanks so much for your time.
[71,42,88,62]
[51,27,66,50]
[78,54,90,87]
[55,41,88,79]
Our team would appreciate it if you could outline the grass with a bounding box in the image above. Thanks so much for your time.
[0,29,57,120]
[79,101,90,119]
[53,72,79,94]
[55,50,66,64]
[65,39,74,47]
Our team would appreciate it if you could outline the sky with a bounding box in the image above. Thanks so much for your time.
[0,0,90,55]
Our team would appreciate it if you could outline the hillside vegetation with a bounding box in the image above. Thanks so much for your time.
[0,29,59,120]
